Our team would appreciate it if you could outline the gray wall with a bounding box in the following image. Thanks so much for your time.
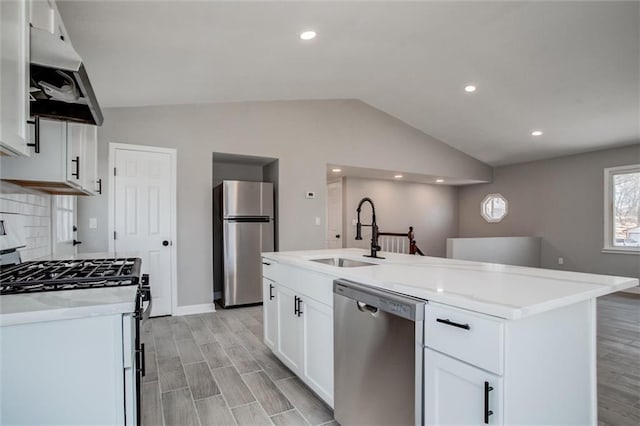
[78,99,491,307]
[342,177,459,257]
[458,144,640,279]
[212,162,264,187]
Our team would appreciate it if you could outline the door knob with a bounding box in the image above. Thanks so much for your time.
[162,240,170,246]
[73,240,82,246]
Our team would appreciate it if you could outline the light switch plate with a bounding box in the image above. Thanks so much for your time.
[89,218,97,229]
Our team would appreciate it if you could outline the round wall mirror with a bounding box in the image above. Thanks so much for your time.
[481,193,508,223]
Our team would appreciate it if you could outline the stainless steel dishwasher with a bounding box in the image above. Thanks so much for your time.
[333,279,425,426]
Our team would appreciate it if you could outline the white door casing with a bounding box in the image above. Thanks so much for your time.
[326,181,343,249]
[109,143,177,317]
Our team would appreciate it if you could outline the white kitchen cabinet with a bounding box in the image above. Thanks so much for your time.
[68,121,98,193]
[276,284,303,372]
[0,0,30,157]
[262,261,334,407]
[1,313,132,424]
[1,118,99,195]
[300,296,334,406]
[424,348,502,426]
[262,277,278,351]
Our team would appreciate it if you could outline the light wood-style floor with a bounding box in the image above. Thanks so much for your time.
[142,292,640,426]
[597,292,640,426]
[141,304,335,426]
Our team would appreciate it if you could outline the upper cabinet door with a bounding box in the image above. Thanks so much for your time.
[0,0,30,157]
[81,124,98,194]
[66,122,84,186]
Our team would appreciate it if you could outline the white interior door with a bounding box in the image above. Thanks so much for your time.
[113,147,174,317]
[326,181,343,249]
[51,195,78,257]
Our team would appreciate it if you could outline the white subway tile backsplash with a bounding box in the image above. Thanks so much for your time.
[0,184,52,262]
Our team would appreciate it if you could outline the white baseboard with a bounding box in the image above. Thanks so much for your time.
[173,303,216,316]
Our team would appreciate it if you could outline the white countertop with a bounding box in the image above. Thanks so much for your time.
[0,286,138,326]
[1,252,140,327]
[262,248,638,319]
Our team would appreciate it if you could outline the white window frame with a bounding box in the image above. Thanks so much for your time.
[603,164,640,254]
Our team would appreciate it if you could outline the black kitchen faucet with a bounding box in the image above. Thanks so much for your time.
[355,197,384,259]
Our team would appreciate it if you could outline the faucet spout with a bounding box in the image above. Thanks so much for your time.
[355,197,384,259]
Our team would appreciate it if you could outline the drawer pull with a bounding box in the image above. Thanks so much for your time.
[262,261,271,266]
[484,381,494,424]
[436,318,471,330]
[269,283,274,300]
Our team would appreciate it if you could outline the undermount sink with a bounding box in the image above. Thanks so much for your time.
[310,257,378,268]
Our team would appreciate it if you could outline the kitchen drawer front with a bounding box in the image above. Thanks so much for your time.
[277,265,333,306]
[262,258,280,281]
[425,303,504,375]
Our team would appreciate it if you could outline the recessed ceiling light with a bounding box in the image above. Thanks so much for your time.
[436,178,445,183]
[394,174,403,179]
[300,31,316,40]
[464,85,477,93]
[331,168,342,173]
[531,130,543,136]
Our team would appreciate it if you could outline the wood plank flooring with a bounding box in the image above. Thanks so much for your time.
[597,292,640,426]
[142,292,640,425]
[141,304,334,426]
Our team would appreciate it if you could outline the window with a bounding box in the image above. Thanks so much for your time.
[481,193,508,223]
[604,165,640,253]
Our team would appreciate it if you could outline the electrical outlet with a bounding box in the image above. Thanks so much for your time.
[558,257,564,265]
[89,218,97,229]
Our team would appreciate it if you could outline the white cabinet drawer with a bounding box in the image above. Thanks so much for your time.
[262,258,280,281]
[425,303,504,375]
[277,265,333,306]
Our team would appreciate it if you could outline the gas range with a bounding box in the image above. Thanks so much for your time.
[0,258,142,295]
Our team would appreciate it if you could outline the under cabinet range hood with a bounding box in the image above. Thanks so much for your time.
[29,27,103,126]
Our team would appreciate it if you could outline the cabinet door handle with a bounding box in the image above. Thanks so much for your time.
[26,116,41,154]
[262,261,271,266]
[484,381,494,424]
[436,318,470,330]
[269,284,274,300]
[71,156,80,179]
[72,239,82,246]
[97,178,102,194]
[297,297,303,317]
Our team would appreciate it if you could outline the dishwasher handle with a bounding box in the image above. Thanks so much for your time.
[356,301,379,314]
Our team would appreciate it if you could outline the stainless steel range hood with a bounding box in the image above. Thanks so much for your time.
[29,27,103,126]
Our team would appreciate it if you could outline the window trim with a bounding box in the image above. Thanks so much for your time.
[603,164,640,254]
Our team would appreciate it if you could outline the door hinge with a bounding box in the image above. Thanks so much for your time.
[113,231,117,240]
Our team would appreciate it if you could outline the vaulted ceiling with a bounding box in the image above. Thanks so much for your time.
[58,1,640,165]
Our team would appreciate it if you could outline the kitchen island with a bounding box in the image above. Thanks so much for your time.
[261,248,638,425]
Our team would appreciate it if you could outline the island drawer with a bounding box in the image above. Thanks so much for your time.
[261,258,280,281]
[424,303,504,375]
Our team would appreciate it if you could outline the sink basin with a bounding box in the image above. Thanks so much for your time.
[310,257,378,268]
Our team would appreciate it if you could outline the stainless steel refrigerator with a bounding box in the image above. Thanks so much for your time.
[213,180,274,307]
